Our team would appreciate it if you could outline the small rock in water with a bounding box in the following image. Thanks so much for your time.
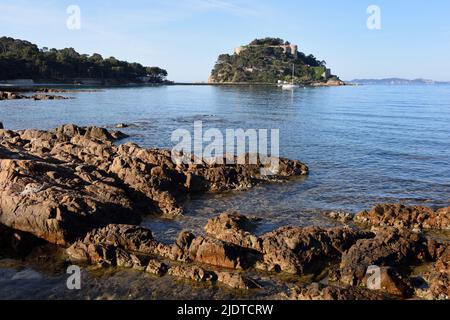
[325,211,353,223]
[116,123,128,128]
[146,260,168,276]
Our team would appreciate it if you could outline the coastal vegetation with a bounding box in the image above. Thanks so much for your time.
[209,37,339,84]
[0,37,168,84]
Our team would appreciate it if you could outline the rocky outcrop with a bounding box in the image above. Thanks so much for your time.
[61,208,450,298]
[66,224,159,261]
[0,91,68,100]
[311,78,347,87]
[420,244,450,300]
[156,230,260,270]
[0,91,26,100]
[187,235,258,269]
[355,203,450,231]
[204,213,262,251]
[66,223,260,290]
[0,125,308,244]
[215,271,261,290]
[67,220,374,277]
[31,94,68,100]
[325,211,353,223]
[167,265,260,289]
[258,226,372,274]
[1,125,449,300]
[362,266,413,297]
[0,158,141,245]
[339,227,427,292]
[168,265,216,283]
[145,259,168,276]
[287,283,388,300]
[204,213,373,276]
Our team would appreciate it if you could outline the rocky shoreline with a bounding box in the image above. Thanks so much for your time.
[0,125,448,300]
[64,206,449,300]
[0,124,307,245]
[0,90,69,101]
[0,87,102,101]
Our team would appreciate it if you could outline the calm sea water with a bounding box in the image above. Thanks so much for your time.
[1,84,449,298]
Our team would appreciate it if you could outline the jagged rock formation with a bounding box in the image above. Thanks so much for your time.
[0,124,449,300]
[355,203,450,231]
[0,124,308,245]
[64,206,449,299]
[0,91,68,100]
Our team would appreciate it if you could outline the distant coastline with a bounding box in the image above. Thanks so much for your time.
[348,78,450,85]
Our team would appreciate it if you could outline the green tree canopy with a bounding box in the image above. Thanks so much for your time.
[0,37,168,83]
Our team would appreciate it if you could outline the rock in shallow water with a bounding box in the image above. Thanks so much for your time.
[63,210,450,298]
[0,91,69,101]
[339,227,428,287]
[0,159,141,245]
[355,203,450,231]
[421,244,450,300]
[204,212,262,251]
[168,265,216,282]
[145,259,168,276]
[287,283,388,300]
[258,226,372,275]
[66,224,159,263]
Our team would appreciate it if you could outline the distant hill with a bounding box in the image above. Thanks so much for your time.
[0,37,168,84]
[209,37,341,85]
[349,78,450,85]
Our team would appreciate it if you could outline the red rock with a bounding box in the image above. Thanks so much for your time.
[362,266,413,297]
[0,159,140,245]
[145,260,168,276]
[204,213,262,251]
[427,245,450,299]
[287,283,388,300]
[188,235,257,270]
[339,227,428,287]
[355,203,450,231]
[168,265,215,282]
[0,125,308,245]
[258,226,371,274]
[215,271,261,290]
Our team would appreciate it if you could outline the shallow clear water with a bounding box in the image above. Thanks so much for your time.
[1,84,450,298]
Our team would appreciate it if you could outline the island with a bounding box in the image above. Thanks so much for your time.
[209,37,344,86]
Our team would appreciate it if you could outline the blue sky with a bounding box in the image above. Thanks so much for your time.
[1,0,449,82]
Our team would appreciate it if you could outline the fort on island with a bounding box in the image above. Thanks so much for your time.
[235,43,299,58]
[209,37,341,85]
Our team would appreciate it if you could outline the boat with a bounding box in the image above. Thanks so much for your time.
[281,64,298,90]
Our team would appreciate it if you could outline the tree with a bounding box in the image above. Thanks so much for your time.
[146,67,168,82]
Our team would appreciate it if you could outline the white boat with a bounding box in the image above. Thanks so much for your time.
[281,83,297,90]
[281,64,298,90]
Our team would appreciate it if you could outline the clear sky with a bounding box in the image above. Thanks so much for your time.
[1,0,449,82]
